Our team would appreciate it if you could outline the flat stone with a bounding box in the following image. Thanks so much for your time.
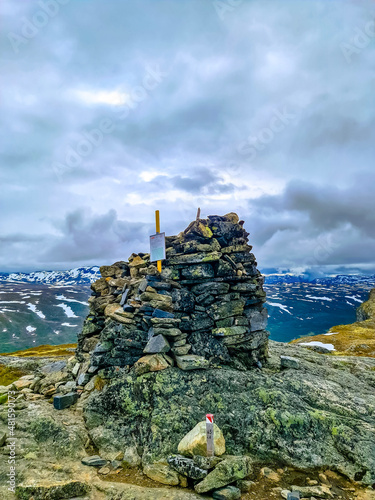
[120,289,129,306]
[195,456,252,494]
[143,335,170,354]
[152,308,174,318]
[143,462,180,485]
[171,338,187,347]
[77,373,90,386]
[291,485,333,498]
[178,421,225,457]
[41,361,66,374]
[167,454,208,479]
[154,328,182,338]
[167,251,222,265]
[15,481,89,499]
[134,354,171,376]
[280,356,300,370]
[72,362,80,376]
[287,493,300,500]
[151,317,181,327]
[244,308,268,331]
[191,282,230,296]
[212,485,241,500]
[181,264,215,280]
[207,299,245,321]
[175,355,210,371]
[172,344,191,356]
[53,392,79,410]
[212,326,247,337]
[81,455,107,466]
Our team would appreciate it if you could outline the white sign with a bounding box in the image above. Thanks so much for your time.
[150,232,166,262]
[206,413,214,457]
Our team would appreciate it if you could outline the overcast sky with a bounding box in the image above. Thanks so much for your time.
[1,0,374,275]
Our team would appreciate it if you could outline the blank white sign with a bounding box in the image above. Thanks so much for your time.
[150,232,166,262]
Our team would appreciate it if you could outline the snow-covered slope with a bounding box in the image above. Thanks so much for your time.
[0,266,100,285]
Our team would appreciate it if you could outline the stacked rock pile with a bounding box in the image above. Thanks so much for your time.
[77,213,268,375]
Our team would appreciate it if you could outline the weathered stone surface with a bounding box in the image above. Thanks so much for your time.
[212,485,242,500]
[175,355,210,371]
[167,454,208,479]
[82,455,107,466]
[172,344,191,356]
[84,342,375,485]
[178,421,225,457]
[143,462,180,485]
[194,456,252,493]
[207,299,245,321]
[280,356,300,369]
[291,484,333,498]
[53,392,78,410]
[212,326,248,337]
[143,335,170,354]
[133,354,171,375]
[15,481,90,500]
[167,251,222,265]
[181,264,215,279]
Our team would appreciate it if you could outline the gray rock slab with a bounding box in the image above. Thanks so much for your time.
[143,335,170,354]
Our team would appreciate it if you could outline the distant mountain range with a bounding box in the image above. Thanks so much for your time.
[0,266,374,354]
[264,273,375,285]
[0,267,101,285]
[1,266,375,287]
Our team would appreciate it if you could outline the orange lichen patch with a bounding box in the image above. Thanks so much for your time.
[0,343,77,358]
[292,320,375,357]
[94,377,107,391]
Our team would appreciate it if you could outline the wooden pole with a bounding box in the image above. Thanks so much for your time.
[155,210,162,273]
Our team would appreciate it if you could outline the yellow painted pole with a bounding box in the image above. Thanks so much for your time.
[155,210,162,272]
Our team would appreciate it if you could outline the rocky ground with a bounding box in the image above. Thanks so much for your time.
[293,289,375,357]
[0,341,374,499]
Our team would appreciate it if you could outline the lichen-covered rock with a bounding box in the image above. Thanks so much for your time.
[84,341,375,485]
[194,455,252,493]
[177,421,226,457]
[167,454,208,479]
[15,480,90,500]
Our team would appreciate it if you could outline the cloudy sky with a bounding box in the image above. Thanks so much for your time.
[1,0,375,275]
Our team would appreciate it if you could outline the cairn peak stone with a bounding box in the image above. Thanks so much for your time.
[178,421,225,457]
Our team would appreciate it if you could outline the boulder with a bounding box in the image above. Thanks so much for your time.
[167,454,208,479]
[178,421,225,457]
[194,455,252,493]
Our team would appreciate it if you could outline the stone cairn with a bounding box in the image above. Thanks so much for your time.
[77,213,268,375]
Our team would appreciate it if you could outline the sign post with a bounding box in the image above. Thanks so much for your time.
[206,413,214,457]
[150,210,165,272]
